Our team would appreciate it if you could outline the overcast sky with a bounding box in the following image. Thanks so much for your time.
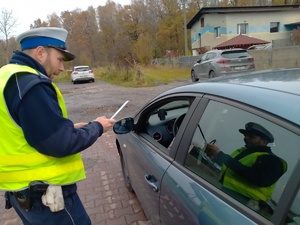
[1,0,131,37]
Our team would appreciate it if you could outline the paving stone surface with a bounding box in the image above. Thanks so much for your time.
[0,131,152,225]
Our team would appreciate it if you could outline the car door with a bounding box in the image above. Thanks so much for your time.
[159,96,300,225]
[201,52,216,77]
[193,53,208,78]
[124,95,198,224]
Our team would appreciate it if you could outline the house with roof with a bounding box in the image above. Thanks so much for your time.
[187,5,300,56]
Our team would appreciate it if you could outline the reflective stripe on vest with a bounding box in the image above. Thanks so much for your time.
[221,147,274,201]
[0,64,86,191]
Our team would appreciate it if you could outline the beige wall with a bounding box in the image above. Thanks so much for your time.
[248,46,300,70]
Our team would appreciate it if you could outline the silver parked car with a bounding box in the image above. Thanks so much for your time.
[191,48,255,82]
[113,68,300,225]
[71,65,95,84]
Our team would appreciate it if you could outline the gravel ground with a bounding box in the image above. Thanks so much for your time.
[58,79,193,122]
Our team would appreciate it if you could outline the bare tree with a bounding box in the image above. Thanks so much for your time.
[0,8,17,64]
[0,9,17,62]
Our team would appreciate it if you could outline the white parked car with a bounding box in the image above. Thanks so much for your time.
[71,66,94,84]
[248,43,272,50]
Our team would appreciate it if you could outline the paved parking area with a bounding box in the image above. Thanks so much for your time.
[0,131,151,225]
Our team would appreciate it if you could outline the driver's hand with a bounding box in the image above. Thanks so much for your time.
[205,144,220,158]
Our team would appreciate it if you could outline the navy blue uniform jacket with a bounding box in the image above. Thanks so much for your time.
[3,51,103,157]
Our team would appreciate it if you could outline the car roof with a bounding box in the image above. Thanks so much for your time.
[156,68,300,125]
[74,65,89,68]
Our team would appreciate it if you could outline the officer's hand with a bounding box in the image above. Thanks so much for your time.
[205,144,220,157]
[94,116,116,133]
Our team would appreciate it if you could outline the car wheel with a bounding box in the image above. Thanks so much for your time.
[191,71,199,82]
[119,150,134,192]
[209,71,215,79]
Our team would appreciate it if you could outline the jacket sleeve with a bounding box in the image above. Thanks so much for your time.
[5,75,103,157]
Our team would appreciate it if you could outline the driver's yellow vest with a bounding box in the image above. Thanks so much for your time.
[221,147,282,201]
[0,64,86,191]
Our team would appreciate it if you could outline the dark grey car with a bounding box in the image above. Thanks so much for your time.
[191,48,255,82]
[113,68,300,225]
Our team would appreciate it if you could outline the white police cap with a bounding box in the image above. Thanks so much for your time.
[16,27,75,61]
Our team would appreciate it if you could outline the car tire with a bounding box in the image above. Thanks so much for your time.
[191,71,199,82]
[119,150,134,192]
[209,71,215,79]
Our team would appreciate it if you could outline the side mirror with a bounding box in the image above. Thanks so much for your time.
[196,59,201,63]
[113,117,134,134]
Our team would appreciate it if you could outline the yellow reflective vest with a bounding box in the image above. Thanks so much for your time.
[0,64,86,191]
[221,147,286,201]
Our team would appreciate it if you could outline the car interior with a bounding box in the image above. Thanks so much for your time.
[143,99,193,149]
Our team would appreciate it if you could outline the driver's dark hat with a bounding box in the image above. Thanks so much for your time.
[16,27,75,61]
[239,122,274,143]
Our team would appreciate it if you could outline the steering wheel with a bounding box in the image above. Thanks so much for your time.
[172,113,186,136]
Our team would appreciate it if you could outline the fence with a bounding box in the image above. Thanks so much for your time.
[151,56,199,68]
[152,45,300,70]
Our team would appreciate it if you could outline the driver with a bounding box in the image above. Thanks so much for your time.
[205,122,287,210]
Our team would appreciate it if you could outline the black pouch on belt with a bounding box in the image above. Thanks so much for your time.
[13,181,49,211]
[4,192,12,209]
[14,192,31,211]
[29,181,49,193]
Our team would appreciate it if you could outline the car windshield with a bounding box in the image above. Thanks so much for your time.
[221,51,249,58]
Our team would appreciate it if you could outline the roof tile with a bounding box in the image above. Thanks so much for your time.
[214,34,269,49]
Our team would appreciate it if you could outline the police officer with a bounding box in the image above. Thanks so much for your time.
[205,122,287,208]
[0,27,115,225]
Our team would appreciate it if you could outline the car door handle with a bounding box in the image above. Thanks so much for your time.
[144,175,159,192]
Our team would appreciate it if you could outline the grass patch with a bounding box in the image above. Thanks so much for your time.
[98,65,152,87]
[142,65,190,84]
[53,70,72,83]
[53,65,190,87]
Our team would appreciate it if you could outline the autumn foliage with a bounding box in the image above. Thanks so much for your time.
[0,0,299,68]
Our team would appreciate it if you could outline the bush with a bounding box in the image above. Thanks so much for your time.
[98,65,153,87]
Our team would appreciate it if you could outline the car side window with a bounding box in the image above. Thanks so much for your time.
[201,54,208,62]
[206,53,216,60]
[184,100,300,221]
[286,188,300,224]
[142,98,194,154]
